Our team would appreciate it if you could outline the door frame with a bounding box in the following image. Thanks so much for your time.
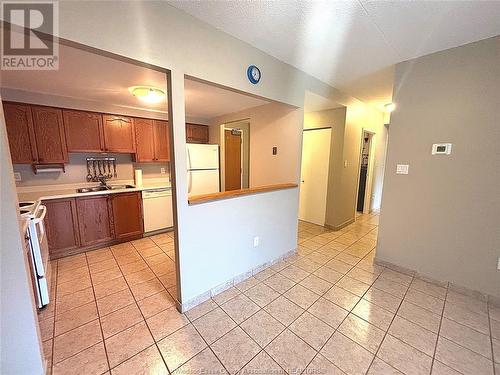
[354,129,376,216]
[219,118,249,192]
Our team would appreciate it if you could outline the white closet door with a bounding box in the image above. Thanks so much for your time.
[299,128,331,225]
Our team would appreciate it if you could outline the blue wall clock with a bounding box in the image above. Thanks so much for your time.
[247,65,261,84]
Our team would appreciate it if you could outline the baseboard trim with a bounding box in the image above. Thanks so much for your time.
[325,217,355,231]
[179,249,296,313]
[374,257,499,306]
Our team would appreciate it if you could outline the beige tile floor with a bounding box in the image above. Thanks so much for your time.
[37,212,500,375]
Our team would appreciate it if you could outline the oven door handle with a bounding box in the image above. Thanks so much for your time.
[33,205,47,241]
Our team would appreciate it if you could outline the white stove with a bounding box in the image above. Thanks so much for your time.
[19,200,50,308]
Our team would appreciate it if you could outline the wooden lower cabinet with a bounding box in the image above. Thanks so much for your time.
[76,195,114,247]
[44,191,144,259]
[44,198,81,258]
[111,192,144,240]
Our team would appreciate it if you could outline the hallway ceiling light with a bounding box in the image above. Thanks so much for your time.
[129,86,166,104]
[384,103,396,113]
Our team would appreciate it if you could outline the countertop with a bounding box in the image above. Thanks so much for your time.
[17,179,171,202]
[188,183,298,205]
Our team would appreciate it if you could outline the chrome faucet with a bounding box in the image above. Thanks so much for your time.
[98,176,109,188]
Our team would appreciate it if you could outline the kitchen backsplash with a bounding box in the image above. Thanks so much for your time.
[14,153,170,187]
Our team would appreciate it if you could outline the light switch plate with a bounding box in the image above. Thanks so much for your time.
[344,160,348,168]
[253,236,260,247]
[396,164,409,174]
[13,172,21,181]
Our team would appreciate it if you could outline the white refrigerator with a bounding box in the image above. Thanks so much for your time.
[187,143,220,196]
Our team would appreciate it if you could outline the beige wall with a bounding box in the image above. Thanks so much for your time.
[211,103,303,187]
[377,36,500,297]
[303,106,386,229]
[13,154,169,187]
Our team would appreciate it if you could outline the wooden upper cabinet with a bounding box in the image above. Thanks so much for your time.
[76,195,114,247]
[63,110,104,152]
[153,120,170,161]
[102,114,135,153]
[111,192,143,240]
[134,118,155,162]
[186,123,209,144]
[2,102,37,163]
[44,198,80,257]
[134,119,170,162]
[31,106,68,163]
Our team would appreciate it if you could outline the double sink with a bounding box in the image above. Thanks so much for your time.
[76,184,135,193]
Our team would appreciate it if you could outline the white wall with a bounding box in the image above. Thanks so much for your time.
[0,103,45,374]
[180,188,299,300]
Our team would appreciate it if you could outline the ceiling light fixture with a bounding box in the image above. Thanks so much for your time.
[129,86,166,104]
[384,103,396,113]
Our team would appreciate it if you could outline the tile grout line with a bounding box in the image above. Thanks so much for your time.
[48,260,58,374]
[290,226,388,374]
[361,269,415,375]
[488,302,497,375]
[109,240,173,372]
[84,250,112,375]
[426,277,449,375]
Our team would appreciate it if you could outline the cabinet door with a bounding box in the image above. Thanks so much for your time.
[102,114,135,153]
[63,110,104,152]
[134,118,155,162]
[186,123,209,144]
[2,102,37,163]
[76,195,114,247]
[44,198,80,257]
[31,106,68,163]
[153,120,170,161]
[111,192,144,240]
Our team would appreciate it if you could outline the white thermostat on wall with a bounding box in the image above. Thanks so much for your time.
[432,143,452,155]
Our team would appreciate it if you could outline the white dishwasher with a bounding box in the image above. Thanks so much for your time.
[142,188,173,233]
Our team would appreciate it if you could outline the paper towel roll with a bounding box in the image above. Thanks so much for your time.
[134,169,143,187]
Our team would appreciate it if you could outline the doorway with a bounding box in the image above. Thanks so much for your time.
[224,128,242,190]
[299,127,332,225]
[356,130,375,213]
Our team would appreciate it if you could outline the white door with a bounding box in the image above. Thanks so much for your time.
[299,128,332,225]
[188,169,220,196]
[187,144,219,170]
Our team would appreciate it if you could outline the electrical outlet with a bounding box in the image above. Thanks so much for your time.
[160,168,166,174]
[253,236,260,247]
[13,172,21,181]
